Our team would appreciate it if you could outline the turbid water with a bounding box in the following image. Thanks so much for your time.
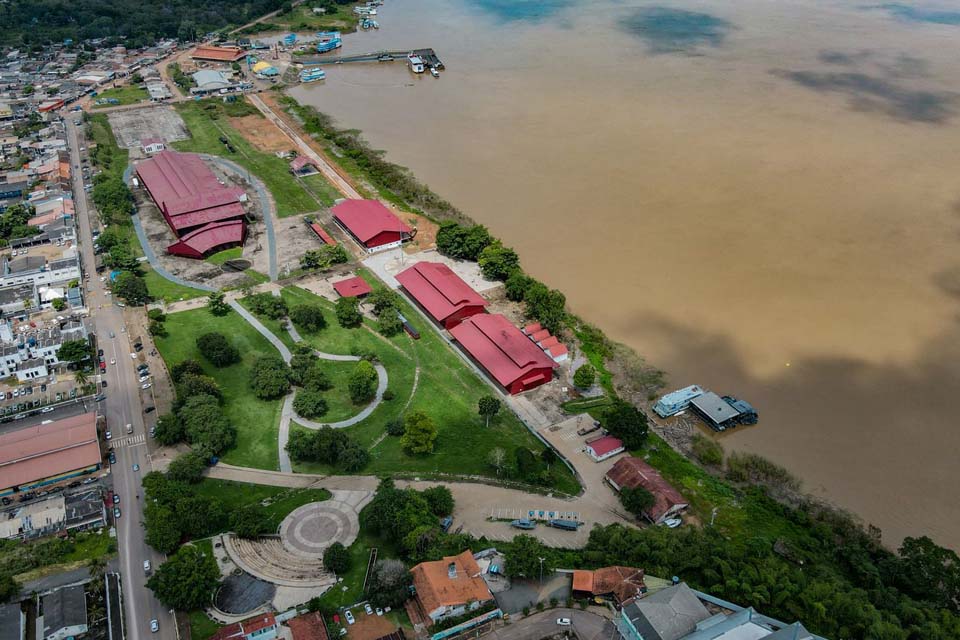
[290,0,960,549]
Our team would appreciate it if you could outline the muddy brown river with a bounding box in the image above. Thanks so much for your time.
[290,0,960,549]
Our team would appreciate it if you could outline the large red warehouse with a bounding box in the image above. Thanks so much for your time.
[332,199,414,252]
[449,314,557,394]
[396,261,488,329]
[136,150,247,258]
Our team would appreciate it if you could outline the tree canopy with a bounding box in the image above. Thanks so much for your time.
[146,545,220,611]
[348,360,378,403]
[113,272,150,305]
[602,400,649,449]
[249,355,291,400]
[620,486,656,517]
[207,291,230,316]
[401,411,437,455]
[196,332,240,367]
[436,222,492,260]
[322,542,351,575]
[57,339,90,364]
[335,296,363,328]
[289,304,327,333]
[286,427,369,472]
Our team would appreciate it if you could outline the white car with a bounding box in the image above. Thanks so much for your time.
[143,560,151,573]
[557,618,572,626]
[139,375,150,383]
[141,383,152,390]
[662,517,683,529]
[105,430,112,440]
[344,611,355,625]
[375,608,383,616]
[364,604,373,615]
[110,359,116,365]
[150,620,159,633]
[41,407,54,413]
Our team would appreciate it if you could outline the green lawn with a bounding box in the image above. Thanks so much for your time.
[86,113,129,181]
[63,529,116,563]
[153,308,284,470]
[300,173,341,207]
[206,247,243,266]
[92,85,149,107]
[191,479,330,531]
[172,100,321,217]
[143,267,207,304]
[258,282,579,494]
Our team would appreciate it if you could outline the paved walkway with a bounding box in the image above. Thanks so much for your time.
[228,299,292,361]
[278,489,372,557]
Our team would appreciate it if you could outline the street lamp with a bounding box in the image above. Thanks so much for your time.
[538,557,545,589]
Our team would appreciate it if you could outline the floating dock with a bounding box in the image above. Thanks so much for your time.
[298,47,443,70]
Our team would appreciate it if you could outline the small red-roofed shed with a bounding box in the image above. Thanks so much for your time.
[333,276,372,298]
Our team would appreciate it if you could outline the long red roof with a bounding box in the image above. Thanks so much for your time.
[396,261,487,323]
[136,150,245,232]
[449,314,557,387]
[332,199,411,244]
[167,220,245,257]
[0,412,100,490]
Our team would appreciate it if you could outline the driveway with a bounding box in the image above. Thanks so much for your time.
[488,608,615,640]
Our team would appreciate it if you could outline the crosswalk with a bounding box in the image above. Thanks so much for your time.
[108,434,145,449]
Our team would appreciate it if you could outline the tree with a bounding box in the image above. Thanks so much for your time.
[436,222,492,260]
[603,400,649,449]
[178,394,234,456]
[153,413,185,446]
[52,298,66,311]
[894,536,960,611]
[166,451,207,484]
[478,242,520,281]
[515,448,542,483]
[504,270,533,302]
[386,418,405,436]
[57,339,90,364]
[300,245,348,269]
[366,559,412,608]
[289,349,319,385]
[505,534,551,578]
[144,503,182,553]
[196,332,240,367]
[148,309,167,322]
[249,355,291,400]
[175,373,222,406]
[377,306,403,337]
[148,320,167,337]
[301,367,332,392]
[573,363,596,388]
[285,427,369,472]
[620,486,656,518]
[348,360,378,403]
[289,304,326,332]
[540,447,557,467]
[293,390,328,419]
[422,485,454,517]
[335,296,362,328]
[245,292,287,319]
[106,244,138,271]
[232,505,270,539]
[146,545,220,611]
[0,573,19,604]
[401,410,437,455]
[478,395,501,427]
[207,290,230,316]
[323,542,351,575]
[113,272,150,305]
[488,447,506,476]
[171,359,204,382]
[74,368,89,387]
[368,289,400,315]
[523,282,566,334]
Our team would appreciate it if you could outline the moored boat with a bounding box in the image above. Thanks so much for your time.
[510,518,536,530]
[407,54,425,73]
[299,67,326,83]
[316,31,342,53]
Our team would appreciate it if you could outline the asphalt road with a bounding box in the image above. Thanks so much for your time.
[489,608,617,640]
[65,118,174,640]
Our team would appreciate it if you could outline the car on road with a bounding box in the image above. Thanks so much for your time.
[97,349,104,356]
[110,359,116,365]
[364,604,373,615]
[557,619,572,626]
[141,383,152,390]
[113,506,120,519]
[109,452,116,464]
[344,611,355,625]
[126,423,133,434]
[41,407,54,413]
[150,620,159,633]
[109,331,115,338]
[101,380,108,388]
[132,463,140,472]
[143,560,151,573]
[105,430,112,440]
[113,494,120,505]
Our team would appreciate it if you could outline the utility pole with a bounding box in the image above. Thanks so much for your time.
[538,557,545,589]
[710,507,718,527]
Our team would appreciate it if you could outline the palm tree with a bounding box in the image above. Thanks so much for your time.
[74,368,89,387]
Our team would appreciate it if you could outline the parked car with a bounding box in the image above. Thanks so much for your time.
[557,619,572,626]
[141,383,152,390]
[109,453,116,465]
[113,507,120,519]
[344,611,355,625]
[109,331,115,338]
[138,375,150,383]
[41,407,54,413]
[97,349,104,357]
[150,620,159,633]
[105,430,112,440]
[661,517,682,529]
[375,608,383,617]
[144,406,155,414]
[143,560,151,573]
[67,481,81,488]
[364,604,373,616]
[113,494,120,505]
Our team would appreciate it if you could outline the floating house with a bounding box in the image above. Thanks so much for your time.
[316,32,342,53]
[653,384,704,418]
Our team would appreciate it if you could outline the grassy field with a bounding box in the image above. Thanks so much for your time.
[206,247,243,266]
[172,99,322,218]
[86,113,129,181]
[143,267,207,303]
[241,3,360,34]
[92,85,149,107]
[300,173,341,207]
[191,479,330,531]
[153,308,284,470]
[259,282,578,493]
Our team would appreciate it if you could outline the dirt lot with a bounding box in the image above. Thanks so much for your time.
[230,114,295,154]
[343,610,398,640]
[273,214,337,276]
[401,211,438,254]
[108,106,189,150]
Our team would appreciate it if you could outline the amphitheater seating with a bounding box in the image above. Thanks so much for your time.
[226,535,335,586]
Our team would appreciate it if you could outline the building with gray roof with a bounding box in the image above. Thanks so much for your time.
[40,585,87,640]
[620,583,710,640]
[0,602,24,640]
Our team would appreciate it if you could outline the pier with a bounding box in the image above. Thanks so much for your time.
[297,48,443,69]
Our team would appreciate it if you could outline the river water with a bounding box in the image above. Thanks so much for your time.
[289,0,960,549]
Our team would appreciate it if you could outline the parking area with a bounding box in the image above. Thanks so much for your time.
[342,610,398,640]
[107,106,189,150]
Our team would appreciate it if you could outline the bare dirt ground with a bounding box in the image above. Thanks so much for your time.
[274,214,334,276]
[107,106,189,149]
[401,211,438,253]
[230,115,295,154]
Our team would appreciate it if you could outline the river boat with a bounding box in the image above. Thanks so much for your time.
[316,31,342,53]
[653,384,704,418]
[407,54,425,73]
[299,67,326,83]
[510,519,536,530]
[547,519,582,531]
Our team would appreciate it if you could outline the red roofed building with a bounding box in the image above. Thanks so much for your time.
[286,613,328,640]
[0,412,101,495]
[584,435,624,462]
[308,222,336,246]
[332,199,414,252]
[546,343,569,362]
[522,322,541,335]
[167,220,246,259]
[572,566,646,604]
[409,550,495,623]
[396,262,488,329]
[210,614,278,640]
[333,276,372,298]
[449,314,557,394]
[289,156,318,176]
[605,457,688,524]
[191,45,247,62]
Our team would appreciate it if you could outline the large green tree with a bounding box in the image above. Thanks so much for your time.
[478,395,501,427]
[293,390,328,419]
[401,410,437,455]
[335,296,362,328]
[323,542,351,575]
[196,332,240,367]
[478,242,520,281]
[146,545,220,611]
[289,304,326,332]
[620,486,656,518]
[113,271,150,305]
[348,360,378,403]
[249,355,291,400]
[57,339,90,365]
[603,400,649,449]
[504,534,551,578]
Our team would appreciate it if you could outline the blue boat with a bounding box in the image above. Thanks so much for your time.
[316,31,342,53]
[299,67,326,82]
[283,33,297,46]
[547,519,582,531]
[653,384,704,418]
[510,519,536,530]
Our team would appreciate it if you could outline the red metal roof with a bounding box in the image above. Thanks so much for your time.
[333,276,372,297]
[449,314,557,388]
[396,261,487,324]
[332,199,412,245]
[309,223,336,246]
[290,156,316,171]
[136,150,245,233]
[191,45,247,62]
[0,412,100,490]
[587,435,624,457]
[606,457,687,522]
[167,220,245,259]
[548,343,569,358]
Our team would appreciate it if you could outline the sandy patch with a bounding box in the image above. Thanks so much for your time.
[230,114,294,154]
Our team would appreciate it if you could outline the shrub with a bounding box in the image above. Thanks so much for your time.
[401,411,437,455]
[573,363,596,388]
[692,433,724,466]
[293,390,328,419]
[382,389,395,401]
[386,418,405,436]
[196,332,240,367]
[245,292,287,319]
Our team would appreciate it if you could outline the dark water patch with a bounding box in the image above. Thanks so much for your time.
[465,0,575,23]
[818,49,872,66]
[621,7,732,54]
[867,3,960,26]
[878,53,930,79]
[773,69,957,123]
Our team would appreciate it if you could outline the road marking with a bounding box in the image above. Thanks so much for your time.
[109,434,146,449]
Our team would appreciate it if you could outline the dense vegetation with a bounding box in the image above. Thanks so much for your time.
[0,0,284,47]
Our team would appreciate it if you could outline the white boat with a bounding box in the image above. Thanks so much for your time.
[407,54,425,73]
[429,67,439,78]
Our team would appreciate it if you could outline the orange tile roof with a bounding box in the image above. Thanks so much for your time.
[572,566,645,602]
[410,550,493,616]
[572,570,594,592]
[191,45,246,62]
